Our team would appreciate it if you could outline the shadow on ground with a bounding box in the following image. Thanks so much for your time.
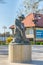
[31,60,43,65]
[21,60,43,65]
[13,60,43,65]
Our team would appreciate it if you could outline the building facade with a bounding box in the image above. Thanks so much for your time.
[10,13,43,41]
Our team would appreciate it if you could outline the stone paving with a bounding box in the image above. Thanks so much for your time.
[0,45,43,65]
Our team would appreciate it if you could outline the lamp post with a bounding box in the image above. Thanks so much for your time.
[3,26,7,42]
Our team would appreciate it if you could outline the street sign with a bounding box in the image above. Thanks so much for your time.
[36,30,43,39]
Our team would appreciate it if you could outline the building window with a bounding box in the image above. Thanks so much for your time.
[25,28,29,35]
[35,14,41,19]
[38,16,41,19]
[29,28,33,34]
[25,28,33,35]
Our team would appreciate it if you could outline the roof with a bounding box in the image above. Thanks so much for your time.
[22,13,43,28]
[9,25,15,29]
[10,13,43,29]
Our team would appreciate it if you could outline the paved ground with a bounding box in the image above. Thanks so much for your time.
[0,45,43,65]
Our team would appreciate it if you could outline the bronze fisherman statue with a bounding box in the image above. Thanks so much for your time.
[14,14,30,44]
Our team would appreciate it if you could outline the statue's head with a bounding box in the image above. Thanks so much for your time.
[18,14,25,21]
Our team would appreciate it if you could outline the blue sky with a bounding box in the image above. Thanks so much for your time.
[0,0,22,33]
[0,0,43,34]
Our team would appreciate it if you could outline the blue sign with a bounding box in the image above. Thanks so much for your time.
[36,30,43,39]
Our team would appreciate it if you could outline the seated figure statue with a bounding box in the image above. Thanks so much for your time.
[14,15,30,44]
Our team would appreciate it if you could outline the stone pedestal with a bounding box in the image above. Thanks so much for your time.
[9,43,31,63]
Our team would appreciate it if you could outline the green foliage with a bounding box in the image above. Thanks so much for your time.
[31,41,43,45]
[0,41,6,45]
[0,41,2,45]
[40,42,43,45]
[31,41,34,45]
[36,42,43,45]
[36,42,40,45]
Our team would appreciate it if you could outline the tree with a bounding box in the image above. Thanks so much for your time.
[22,0,43,15]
